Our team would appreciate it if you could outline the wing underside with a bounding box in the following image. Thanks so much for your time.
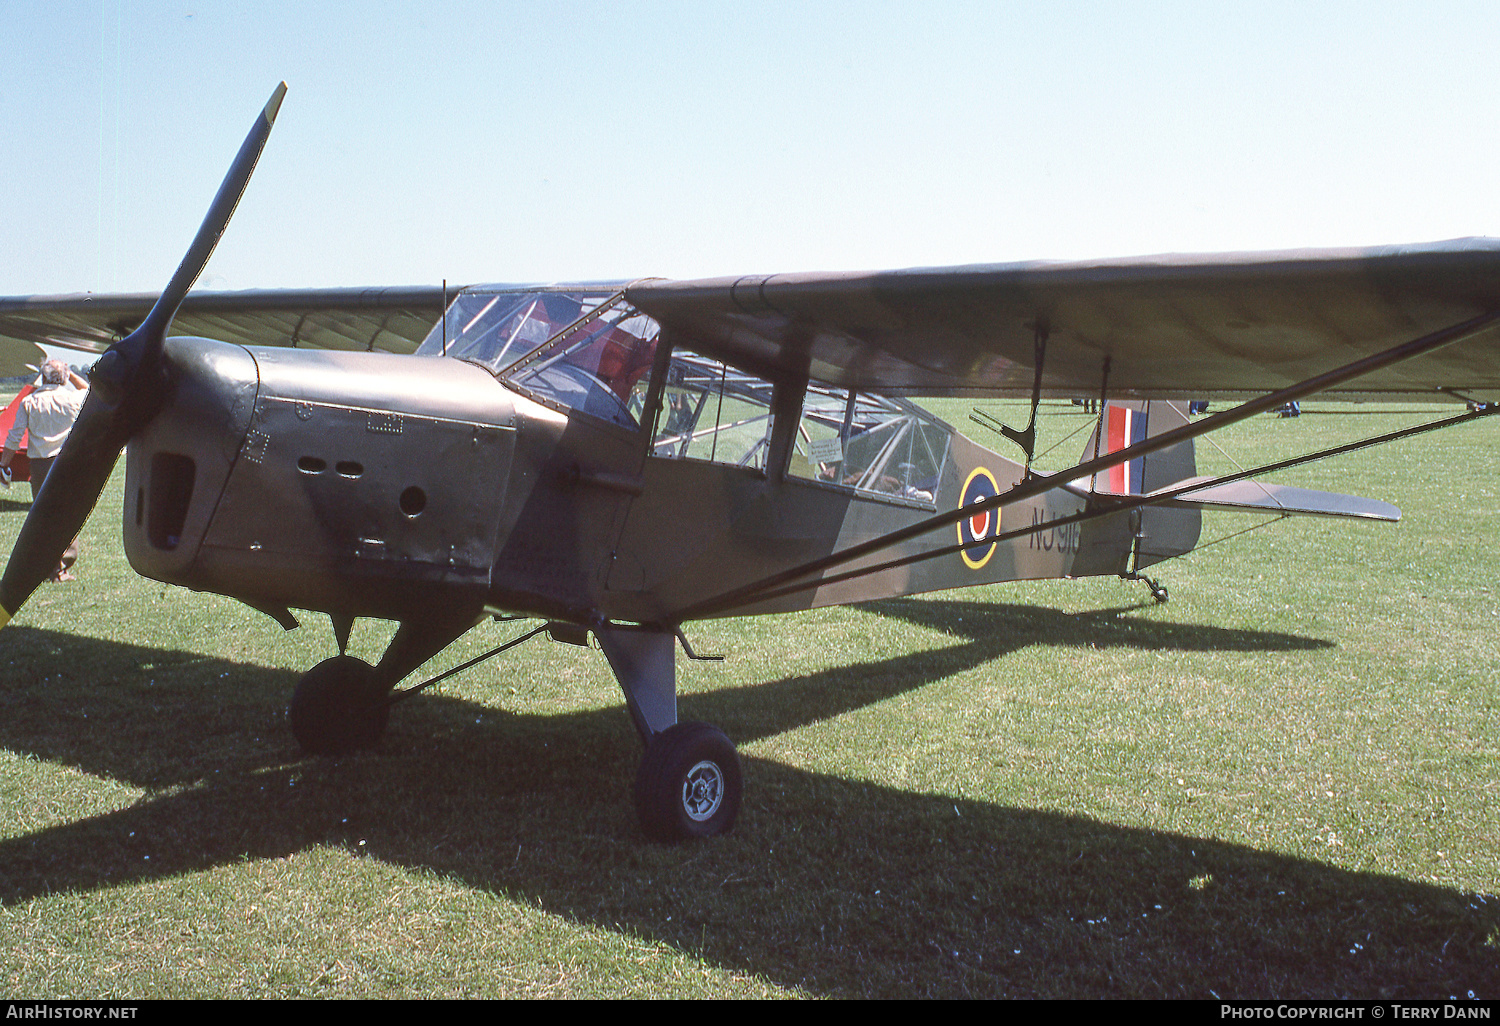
[626,238,1500,403]
[0,286,447,377]
[5,238,1500,402]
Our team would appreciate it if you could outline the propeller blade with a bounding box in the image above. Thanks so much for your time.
[0,412,119,621]
[0,83,287,628]
[134,81,287,356]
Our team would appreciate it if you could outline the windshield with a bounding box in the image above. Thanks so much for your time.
[416,287,624,372]
[418,286,660,430]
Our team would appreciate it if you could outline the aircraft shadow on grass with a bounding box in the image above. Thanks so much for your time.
[0,607,1492,998]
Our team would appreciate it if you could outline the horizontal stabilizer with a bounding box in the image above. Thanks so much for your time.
[1158,478,1401,521]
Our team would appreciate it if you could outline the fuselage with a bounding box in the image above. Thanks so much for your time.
[123,322,1153,631]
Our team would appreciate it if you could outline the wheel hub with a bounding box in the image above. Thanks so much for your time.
[681,759,724,821]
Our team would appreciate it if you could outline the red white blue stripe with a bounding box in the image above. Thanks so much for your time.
[1101,405,1147,494]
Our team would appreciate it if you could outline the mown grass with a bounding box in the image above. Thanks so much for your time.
[0,398,1496,998]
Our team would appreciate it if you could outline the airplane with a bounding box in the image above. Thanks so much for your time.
[1,84,1497,842]
[0,379,40,485]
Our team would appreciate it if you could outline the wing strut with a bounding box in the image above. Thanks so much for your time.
[673,310,1500,621]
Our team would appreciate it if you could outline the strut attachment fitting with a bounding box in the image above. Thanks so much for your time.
[674,627,724,661]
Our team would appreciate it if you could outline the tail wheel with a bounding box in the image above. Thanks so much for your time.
[634,721,742,842]
[288,655,390,755]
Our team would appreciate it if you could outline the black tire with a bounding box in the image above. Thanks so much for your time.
[634,721,742,842]
[288,655,390,755]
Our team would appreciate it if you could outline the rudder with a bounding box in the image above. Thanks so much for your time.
[1081,400,1201,568]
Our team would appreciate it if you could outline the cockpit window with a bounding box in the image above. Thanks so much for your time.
[789,384,949,506]
[418,287,659,430]
[648,351,775,471]
[418,288,947,496]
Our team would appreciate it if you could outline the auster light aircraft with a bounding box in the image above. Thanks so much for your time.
[2,85,1497,841]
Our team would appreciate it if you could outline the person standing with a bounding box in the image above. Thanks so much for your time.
[0,359,90,581]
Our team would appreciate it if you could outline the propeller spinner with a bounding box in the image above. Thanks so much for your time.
[0,82,287,628]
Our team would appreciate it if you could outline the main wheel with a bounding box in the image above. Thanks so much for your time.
[634,721,742,842]
[288,655,390,755]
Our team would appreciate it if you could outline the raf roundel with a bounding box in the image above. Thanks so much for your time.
[957,466,1001,570]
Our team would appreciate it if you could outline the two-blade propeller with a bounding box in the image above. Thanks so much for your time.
[0,83,287,628]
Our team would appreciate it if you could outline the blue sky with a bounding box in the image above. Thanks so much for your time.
[5,1,1500,295]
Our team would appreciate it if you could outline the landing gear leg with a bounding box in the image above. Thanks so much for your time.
[1122,572,1170,604]
[597,625,742,842]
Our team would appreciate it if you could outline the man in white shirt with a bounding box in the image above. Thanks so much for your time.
[0,359,90,581]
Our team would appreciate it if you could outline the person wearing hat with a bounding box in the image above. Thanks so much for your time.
[0,358,90,581]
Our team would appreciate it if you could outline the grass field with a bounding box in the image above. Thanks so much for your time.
[0,398,1496,998]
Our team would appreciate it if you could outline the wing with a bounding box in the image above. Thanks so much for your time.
[626,238,1500,402]
[0,286,448,378]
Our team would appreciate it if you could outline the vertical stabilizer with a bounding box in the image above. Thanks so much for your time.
[1081,400,1202,568]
